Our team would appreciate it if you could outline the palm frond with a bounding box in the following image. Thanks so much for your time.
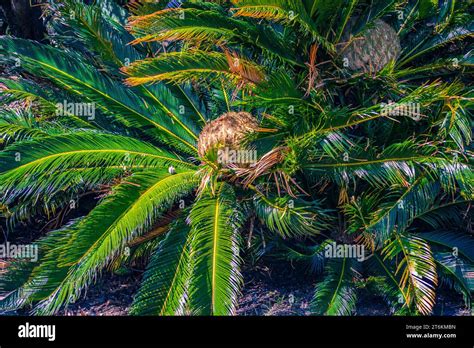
[188,183,243,315]
[0,37,197,153]
[4,166,126,228]
[0,108,52,147]
[365,253,414,314]
[416,200,472,231]
[398,22,474,66]
[48,0,141,70]
[304,139,472,191]
[0,132,194,206]
[25,170,197,314]
[231,0,334,52]
[382,234,438,315]
[359,178,441,246]
[253,194,332,238]
[130,214,192,315]
[128,7,296,64]
[436,96,473,151]
[122,50,264,87]
[274,239,334,274]
[311,258,358,315]
[434,252,473,307]
[418,231,474,263]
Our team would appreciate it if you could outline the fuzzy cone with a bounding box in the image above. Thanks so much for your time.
[198,111,258,158]
[339,19,401,73]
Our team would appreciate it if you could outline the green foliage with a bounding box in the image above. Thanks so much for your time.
[0,0,472,316]
[188,183,243,315]
[253,194,332,238]
[311,258,358,315]
[382,234,438,315]
[130,215,193,315]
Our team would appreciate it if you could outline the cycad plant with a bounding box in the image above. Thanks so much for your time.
[0,0,473,316]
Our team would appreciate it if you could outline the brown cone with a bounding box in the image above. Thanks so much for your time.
[197,111,258,158]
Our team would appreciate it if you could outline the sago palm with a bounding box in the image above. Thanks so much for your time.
[0,0,330,315]
[0,0,472,317]
[118,0,473,315]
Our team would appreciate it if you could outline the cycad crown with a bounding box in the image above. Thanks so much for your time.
[197,111,258,158]
[0,0,472,318]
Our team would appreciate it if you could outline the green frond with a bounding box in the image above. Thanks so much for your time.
[416,200,472,231]
[46,0,204,141]
[311,258,358,315]
[0,37,197,153]
[352,0,397,34]
[398,22,474,66]
[382,234,438,315]
[231,0,334,52]
[48,0,140,70]
[122,51,264,87]
[54,0,206,137]
[253,194,332,238]
[393,52,473,80]
[345,167,472,246]
[434,252,473,307]
[0,123,46,148]
[3,167,126,227]
[127,0,169,16]
[128,7,297,65]
[304,139,472,192]
[274,239,334,274]
[0,108,52,147]
[188,183,244,315]
[0,79,97,130]
[25,170,197,314]
[360,178,441,246]
[0,104,76,138]
[418,231,474,263]
[0,132,193,198]
[365,253,414,315]
[332,0,358,43]
[436,96,473,151]
[131,214,192,315]
[143,82,204,137]
[295,81,466,143]
[0,219,82,312]
[304,0,358,43]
